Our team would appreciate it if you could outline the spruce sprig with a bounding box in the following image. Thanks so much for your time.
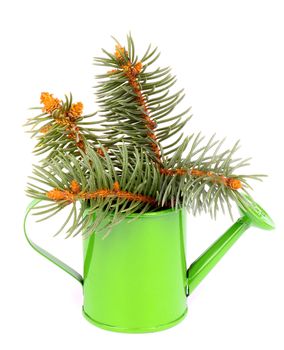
[24,34,265,238]
[24,93,106,160]
[94,35,191,162]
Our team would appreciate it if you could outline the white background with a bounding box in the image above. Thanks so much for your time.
[1,0,283,349]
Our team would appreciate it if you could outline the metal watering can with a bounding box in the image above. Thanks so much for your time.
[24,196,274,333]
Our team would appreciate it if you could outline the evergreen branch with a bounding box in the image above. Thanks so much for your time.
[26,145,164,237]
[24,34,266,238]
[94,34,192,165]
[47,181,157,206]
[24,92,106,160]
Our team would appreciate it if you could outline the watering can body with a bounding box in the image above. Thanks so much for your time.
[24,197,274,333]
[82,208,188,332]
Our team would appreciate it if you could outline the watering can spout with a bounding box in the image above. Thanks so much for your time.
[186,195,275,294]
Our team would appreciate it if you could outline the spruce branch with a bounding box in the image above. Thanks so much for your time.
[94,33,192,164]
[26,145,165,238]
[24,34,266,238]
[24,92,106,160]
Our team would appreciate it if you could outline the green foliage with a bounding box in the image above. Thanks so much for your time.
[94,36,191,161]
[27,145,162,238]
[24,93,103,161]
[24,34,265,238]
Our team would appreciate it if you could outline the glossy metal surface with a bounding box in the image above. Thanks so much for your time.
[24,200,83,285]
[186,195,275,293]
[82,207,188,332]
[24,196,274,333]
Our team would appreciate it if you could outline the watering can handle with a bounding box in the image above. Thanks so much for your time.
[186,195,274,295]
[23,199,83,286]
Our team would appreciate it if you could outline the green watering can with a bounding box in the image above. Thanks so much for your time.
[24,196,274,333]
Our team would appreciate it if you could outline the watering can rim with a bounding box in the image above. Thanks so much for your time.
[113,206,184,218]
[85,206,184,219]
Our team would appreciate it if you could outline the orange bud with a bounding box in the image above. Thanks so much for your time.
[46,189,66,201]
[40,124,52,133]
[70,180,81,194]
[107,69,119,74]
[134,61,143,74]
[69,102,83,119]
[113,181,120,192]
[115,44,128,60]
[190,169,205,177]
[226,178,242,190]
[76,140,85,150]
[176,169,187,176]
[40,92,61,114]
[97,147,108,157]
